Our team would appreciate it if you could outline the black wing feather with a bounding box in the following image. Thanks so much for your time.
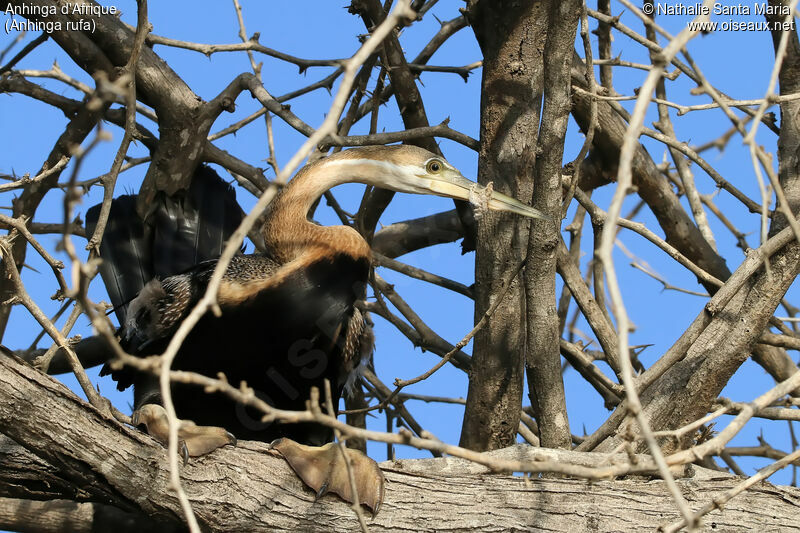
[166,253,369,444]
[88,166,370,447]
[86,196,153,324]
[153,165,244,277]
[88,166,244,386]
[87,166,244,322]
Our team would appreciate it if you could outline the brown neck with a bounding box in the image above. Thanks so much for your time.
[262,157,371,263]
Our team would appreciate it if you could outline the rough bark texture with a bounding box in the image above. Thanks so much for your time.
[0,497,175,533]
[3,352,800,532]
[459,0,547,452]
[524,0,581,450]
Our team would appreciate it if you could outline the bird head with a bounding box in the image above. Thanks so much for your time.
[328,145,549,220]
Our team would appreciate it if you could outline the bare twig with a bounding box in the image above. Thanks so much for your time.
[596,3,714,526]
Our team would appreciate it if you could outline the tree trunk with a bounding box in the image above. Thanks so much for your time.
[459,0,547,452]
[524,0,581,450]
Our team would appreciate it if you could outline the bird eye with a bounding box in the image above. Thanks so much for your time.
[426,159,443,173]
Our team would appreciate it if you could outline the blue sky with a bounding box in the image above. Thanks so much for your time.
[1,1,798,485]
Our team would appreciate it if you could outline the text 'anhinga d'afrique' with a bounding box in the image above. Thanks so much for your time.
[87,145,547,514]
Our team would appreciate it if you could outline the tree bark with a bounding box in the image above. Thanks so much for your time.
[0,498,175,533]
[3,352,800,532]
[459,0,547,452]
[767,0,800,232]
[524,0,581,450]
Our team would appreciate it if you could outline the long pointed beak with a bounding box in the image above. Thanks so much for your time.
[427,174,550,220]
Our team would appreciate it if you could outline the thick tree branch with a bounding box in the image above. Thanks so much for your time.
[2,352,800,531]
[371,209,463,258]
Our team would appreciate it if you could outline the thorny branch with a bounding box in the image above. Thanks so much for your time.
[5,0,800,530]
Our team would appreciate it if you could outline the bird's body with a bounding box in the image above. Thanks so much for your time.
[121,252,371,444]
[87,145,547,512]
[92,161,374,446]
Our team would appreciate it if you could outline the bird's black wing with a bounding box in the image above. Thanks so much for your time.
[86,166,244,322]
[162,251,369,444]
[86,166,245,388]
[86,195,152,325]
[153,165,244,278]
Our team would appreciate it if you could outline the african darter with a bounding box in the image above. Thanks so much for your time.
[86,144,547,513]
